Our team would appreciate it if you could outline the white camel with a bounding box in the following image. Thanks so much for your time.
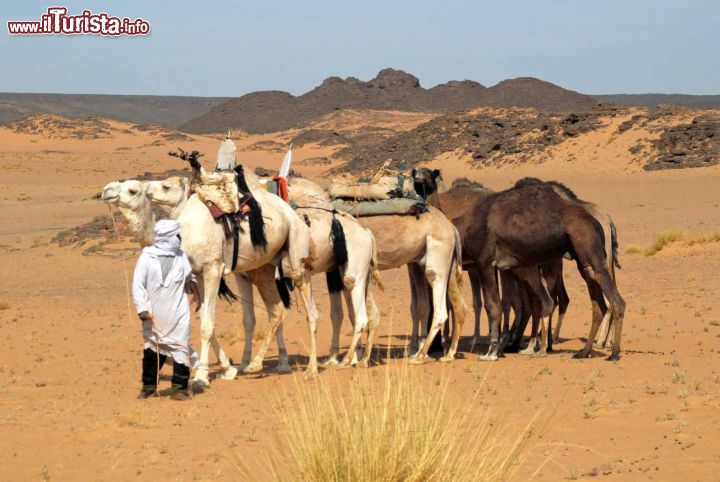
[103,167,316,385]
[148,175,383,368]
[100,179,294,374]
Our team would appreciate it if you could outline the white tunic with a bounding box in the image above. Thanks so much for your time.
[132,222,197,368]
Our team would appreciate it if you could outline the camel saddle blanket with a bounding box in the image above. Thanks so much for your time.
[194,169,240,214]
[328,176,416,201]
[331,197,427,217]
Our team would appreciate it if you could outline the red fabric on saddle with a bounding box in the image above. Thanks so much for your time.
[206,202,225,220]
[273,176,289,202]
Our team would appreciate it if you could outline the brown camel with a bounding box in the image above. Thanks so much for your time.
[412,168,625,360]
[411,170,569,353]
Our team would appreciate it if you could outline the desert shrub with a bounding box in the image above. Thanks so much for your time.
[625,245,641,255]
[257,358,536,482]
[643,229,685,256]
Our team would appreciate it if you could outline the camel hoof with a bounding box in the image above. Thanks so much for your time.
[478,354,499,362]
[529,351,548,358]
[439,355,455,363]
[304,369,319,380]
[276,363,292,374]
[221,366,238,380]
[236,361,250,371]
[605,353,620,362]
[573,351,591,359]
[409,356,427,365]
[322,357,340,367]
[519,346,536,355]
[357,360,370,368]
[243,360,263,374]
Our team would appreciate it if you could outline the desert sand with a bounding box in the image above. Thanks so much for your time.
[0,112,719,481]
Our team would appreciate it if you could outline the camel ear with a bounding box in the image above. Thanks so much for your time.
[411,168,417,178]
[432,169,442,180]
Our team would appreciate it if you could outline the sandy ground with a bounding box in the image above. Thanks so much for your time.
[1,114,719,481]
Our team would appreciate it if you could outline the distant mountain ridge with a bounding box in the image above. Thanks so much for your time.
[0,93,229,128]
[180,68,599,134]
[593,94,720,110]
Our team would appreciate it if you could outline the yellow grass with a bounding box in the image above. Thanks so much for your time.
[643,229,720,256]
[625,245,641,255]
[251,356,538,482]
[0,301,10,310]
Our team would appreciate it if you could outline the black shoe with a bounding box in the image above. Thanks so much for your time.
[137,385,159,399]
[169,384,190,401]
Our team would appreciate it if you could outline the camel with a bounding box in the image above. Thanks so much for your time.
[101,178,296,374]
[147,175,382,369]
[100,179,242,380]
[452,179,625,360]
[104,160,318,385]
[342,205,467,363]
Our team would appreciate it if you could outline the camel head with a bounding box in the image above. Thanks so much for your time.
[101,180,148,211]
[146,176,190,218]
[411,167,442,198]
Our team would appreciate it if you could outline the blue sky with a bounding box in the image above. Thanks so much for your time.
[1,0,718,96]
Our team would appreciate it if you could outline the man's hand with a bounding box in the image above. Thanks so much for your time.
[138,311,152,323]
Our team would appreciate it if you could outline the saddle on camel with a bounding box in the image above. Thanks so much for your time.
[328,160,429,217]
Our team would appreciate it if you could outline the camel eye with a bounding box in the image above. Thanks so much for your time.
[128,189,138,195]
[162,185,170,191]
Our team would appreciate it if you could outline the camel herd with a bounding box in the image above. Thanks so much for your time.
[101,157,625,387]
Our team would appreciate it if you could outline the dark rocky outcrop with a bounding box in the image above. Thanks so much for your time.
[644,114,720,170]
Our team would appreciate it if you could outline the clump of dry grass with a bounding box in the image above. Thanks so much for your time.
[254,358,537,482]
[0,301,10,311]
[644,229,685,256]
[643,229,720,256]
[625,245,641,255]
[117,408,158,429]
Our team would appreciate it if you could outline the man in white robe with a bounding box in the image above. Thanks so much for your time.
[132,219,198,400]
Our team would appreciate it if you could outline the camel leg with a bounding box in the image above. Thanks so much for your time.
[478,264,502,361]
[237,274,256,371]
[467,265,483,349]
[506,278,531,353]
[323,290,344,366]
[440,271,467,362]
[515,267,554,357]
[359,289,380,368]
[339,272,370,368]
[518,298,540,355]
[553,269,570,343]
[410,261,450,364]
[193,264,223,387]
[592,270,625,361]
[342,289,361,364]
[296,277,321,378]
[243,265,287,374]
[573,264,606,359]
[408,263,430,356]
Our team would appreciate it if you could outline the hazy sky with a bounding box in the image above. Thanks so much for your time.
[1,0,718,96]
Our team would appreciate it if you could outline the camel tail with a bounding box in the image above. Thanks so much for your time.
[452,227,464,287]
[326,269,344,293]
[369,235,385,291]
[275,278,292,308]
[330,215,348,267]
[218,277,238,303]
[610,217,621,270]
[235,166,268,250]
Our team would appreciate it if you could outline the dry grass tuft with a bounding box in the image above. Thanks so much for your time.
[625,245,641,255]
[643,229,685,256]
[643,229,720,256]
[0,301,10,311]
[250,357,537,482]
[117,408,158,429]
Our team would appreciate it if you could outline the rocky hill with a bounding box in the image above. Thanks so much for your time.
[594,94,720,110]
[180,69,598,134]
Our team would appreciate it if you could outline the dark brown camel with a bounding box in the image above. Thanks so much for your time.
[412,170,569,353]
[412,168,625,360]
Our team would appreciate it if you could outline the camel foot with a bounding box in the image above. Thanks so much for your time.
[304,368,319,380]
[409,355,427,365]
[220,365,238,380]
[606,353,620,362]
[357,359,370,368]
[529,351,548,358]
[243,360,264,374]
[478,354,499,361]
[439,354,455,363]
[573,351,591,359]
[519,345,536,355]
[191,378,208,392]
[322,358,339,368]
